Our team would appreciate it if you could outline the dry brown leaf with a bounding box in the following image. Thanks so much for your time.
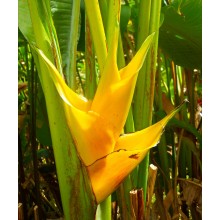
[18,114,27,132]
[162,93,179,120]
[163,189,174,211]
[18,82,28,93]
[178,178,202,206]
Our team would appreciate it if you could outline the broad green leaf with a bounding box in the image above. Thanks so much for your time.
[168,117,202,147]
[50,0,80,86]
[18,0,35,43]
[159,0,202,69]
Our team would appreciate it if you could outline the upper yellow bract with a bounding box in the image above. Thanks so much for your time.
[34,30,183,203]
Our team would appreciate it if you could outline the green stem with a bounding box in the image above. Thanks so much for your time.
[85,15,97,100]
[133,0,151,130]
[98,0,108,32]
[135,0,161,205]
[142,0,162,125]
[65,0,81,90]
[132,1,152,206]
[96,196,111,220]
[116,178,133,219]
[155,50,170,192]
[106,0,121,47]
[84,0,107,72]
[164,55,172,100]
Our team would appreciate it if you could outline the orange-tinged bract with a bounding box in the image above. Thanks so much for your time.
[34,30,184,203]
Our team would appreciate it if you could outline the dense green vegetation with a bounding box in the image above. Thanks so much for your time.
[18,0,201,219]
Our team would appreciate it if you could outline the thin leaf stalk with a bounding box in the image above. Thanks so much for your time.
[133,0,152,201]
[117,33,126,69]
[155,50,170,192]
[135,0,162,203]
[98,0,108,30]
[176,66,183,99]
[164,55,172,100]
[65,0,81,90]
[85,15,97,100]
[170,61,180,106]
[155,50,163,110]
[133,0,151,130]
[106,0,121,48]
[96,196,111,220]
[142,0,162,124]
[160,53,173,103]
[116,179,133,220]
[84,0,107,72]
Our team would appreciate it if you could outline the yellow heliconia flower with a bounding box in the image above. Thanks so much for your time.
[34,30,183,203]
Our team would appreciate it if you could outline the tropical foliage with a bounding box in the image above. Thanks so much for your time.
[18,0,202,219]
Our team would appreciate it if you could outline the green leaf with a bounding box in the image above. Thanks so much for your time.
[182,137,202,170]
[36,84,52,147]
[120,5,131,34]
[18,0,35,43]
[50,0,80,81]
[155,109,202,147]
[168,117,202,147]
[159,0,202,69]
